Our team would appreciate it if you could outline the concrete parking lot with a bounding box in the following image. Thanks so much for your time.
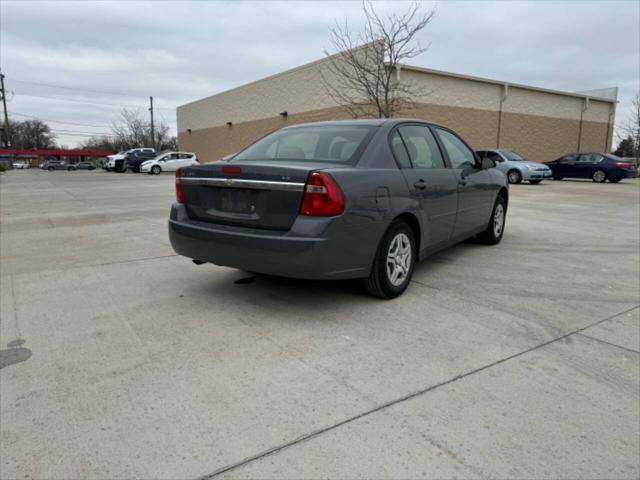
[1,169,639,479]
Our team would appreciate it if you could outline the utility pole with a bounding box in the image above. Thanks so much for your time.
[0,72,11,148]
[149,95,155,149]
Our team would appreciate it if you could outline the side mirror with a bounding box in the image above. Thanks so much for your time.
[481,158,495,169]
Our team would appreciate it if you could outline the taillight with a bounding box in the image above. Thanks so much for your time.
[175,168,183,203]
[615,162,630,169]
[299,171,345,216]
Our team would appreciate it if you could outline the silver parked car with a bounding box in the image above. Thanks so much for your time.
[476,149,552,184]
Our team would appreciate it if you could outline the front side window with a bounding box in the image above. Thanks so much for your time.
[396,125,445,169]
[435,129,476,169]
[487,152,503,163]
[559,154,579,164]
[234,126,373,163]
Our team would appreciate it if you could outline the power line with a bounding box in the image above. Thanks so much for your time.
[9,111,113,128]
[11,91,176,111]
[10,79,144,98]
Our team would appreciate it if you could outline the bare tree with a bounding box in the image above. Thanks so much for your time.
[7,118,57,149]
[321,1,435,118]
[82,108,177,152]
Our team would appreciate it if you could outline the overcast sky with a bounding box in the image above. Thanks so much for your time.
[1,0,638,148]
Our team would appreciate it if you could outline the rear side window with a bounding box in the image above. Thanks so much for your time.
[396,125,445,169]
[435,129,476,169]
[234,126,373,163]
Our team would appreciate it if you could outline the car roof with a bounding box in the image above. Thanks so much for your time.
[281,118,449,130]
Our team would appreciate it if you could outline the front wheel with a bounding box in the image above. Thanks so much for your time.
[151,165,161,175]
[592,170,606,183]
[47,167,54,172]
[507,169,522,184]
[477,196,506,245]
[529,180,542,185]
[363,220,416,299]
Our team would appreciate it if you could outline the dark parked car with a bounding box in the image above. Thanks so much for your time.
[547,153,637,183]
[41,160,75,171]
[169,119,509,298]
[75,161,96,170]
[126,150,157,172]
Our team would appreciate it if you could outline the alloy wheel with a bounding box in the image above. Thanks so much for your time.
[493,204,505,238]
[386,233,412,287]
[593,170,606,183]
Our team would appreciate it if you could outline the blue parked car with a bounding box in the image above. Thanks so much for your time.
[546,152,638,183]
[476,149,552,184]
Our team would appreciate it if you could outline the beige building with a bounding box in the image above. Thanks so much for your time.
[177,50,617,163]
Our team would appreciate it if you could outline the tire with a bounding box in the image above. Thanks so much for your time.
[67,167,75,171]
[47,167,54,172]
[151,165,161,175]
[529,180,542,185]
[477,195,507,245]
[507,169,522,184]
[609,178,622,183]
[553,176,563,181]
[592,169,606,183]
[363,220,416,299]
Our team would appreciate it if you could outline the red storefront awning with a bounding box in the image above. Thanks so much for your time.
[0,149,113,157]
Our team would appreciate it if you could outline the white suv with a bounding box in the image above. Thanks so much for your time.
[140,152,199,174]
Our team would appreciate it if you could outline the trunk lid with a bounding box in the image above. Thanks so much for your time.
[179,160,340,230]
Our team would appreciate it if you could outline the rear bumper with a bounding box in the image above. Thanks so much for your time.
[168,203,378,280]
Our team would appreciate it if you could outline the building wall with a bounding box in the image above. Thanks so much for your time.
[178,55,615,163]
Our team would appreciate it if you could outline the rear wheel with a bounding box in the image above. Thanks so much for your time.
[151,165,161,175]
[529,180,542,185]
[592,169,606,183]
[364,220,415,299]
[47,166,54,172]
[507,169,522,184]
[477,195,506,245]
[553,176,563,181]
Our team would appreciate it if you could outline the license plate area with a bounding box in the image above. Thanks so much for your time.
[215,188,258,214]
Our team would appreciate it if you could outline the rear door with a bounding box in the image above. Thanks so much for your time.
[176,153,196,169]
[577,153,602,178]
[433,127,493,238]
[391,124,458,248]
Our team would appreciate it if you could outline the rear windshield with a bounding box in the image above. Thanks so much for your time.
[233,125,375,163]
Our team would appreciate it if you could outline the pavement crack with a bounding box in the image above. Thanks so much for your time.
[575,332,640,355]
[196,304,640,479]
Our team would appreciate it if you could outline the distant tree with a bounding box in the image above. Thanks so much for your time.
[613,136,636,158]
[616,91,640,160]
[7,118,57,149]
[321,1,435,118]
[82,108,177,152]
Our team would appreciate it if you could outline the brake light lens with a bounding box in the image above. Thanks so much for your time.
[299,171,345,216]
[615,162,630,169]
[175,168,183,203]
[222,165,242,175]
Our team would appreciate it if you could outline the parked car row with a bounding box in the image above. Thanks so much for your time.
[40,160,96,171]
[103,148,199,174]
[476,149,637,184]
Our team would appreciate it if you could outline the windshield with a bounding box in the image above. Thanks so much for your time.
[501,150,525,161]
[233,125,375,163]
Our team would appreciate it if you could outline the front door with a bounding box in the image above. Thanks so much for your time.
[390,124,458,250]
[433,127,493,238]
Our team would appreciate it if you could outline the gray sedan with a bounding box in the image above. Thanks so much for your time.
[476,148,552,184]
[169,119,508,298]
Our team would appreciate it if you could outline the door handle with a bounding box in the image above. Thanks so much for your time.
[414,180,427,190]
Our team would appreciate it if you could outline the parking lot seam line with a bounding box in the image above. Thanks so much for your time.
[197,304,640,479]
[575,333,640,355]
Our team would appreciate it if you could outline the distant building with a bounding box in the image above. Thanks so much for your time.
[0,149,112,167]
[177,47,617,163]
